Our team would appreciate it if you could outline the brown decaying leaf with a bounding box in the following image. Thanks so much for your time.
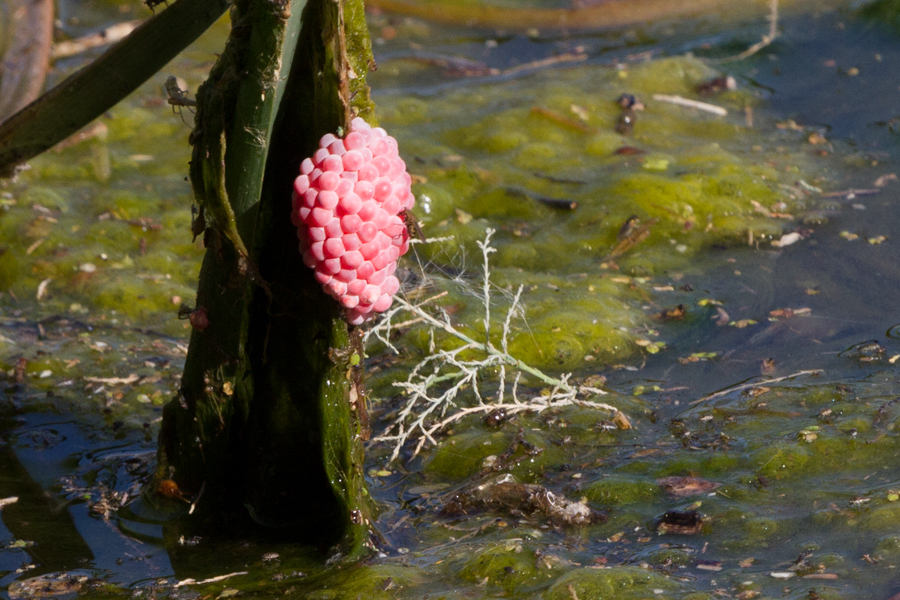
[614,146,645,155]
[607,217,658,260]
[612,411,632,430]
[530,107,595,134]
[657,476,721,497]
[656,304,686,321]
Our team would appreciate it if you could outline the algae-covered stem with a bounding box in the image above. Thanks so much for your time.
[156,0,379,554]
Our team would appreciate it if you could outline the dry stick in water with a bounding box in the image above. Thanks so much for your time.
[689,369,823,405]
[0,0,54,120]
[708,0,779,64]
[652,95,728,116]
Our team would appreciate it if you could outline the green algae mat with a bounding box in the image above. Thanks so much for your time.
[5,1,900,599]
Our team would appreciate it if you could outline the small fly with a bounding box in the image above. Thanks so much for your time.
[401,209,425,241]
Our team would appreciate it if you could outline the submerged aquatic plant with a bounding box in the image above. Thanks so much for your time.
[368,228,628,463]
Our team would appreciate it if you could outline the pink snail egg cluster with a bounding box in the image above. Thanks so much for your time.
[291,117,413,325]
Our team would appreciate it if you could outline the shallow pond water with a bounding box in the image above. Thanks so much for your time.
[3,0,900,599]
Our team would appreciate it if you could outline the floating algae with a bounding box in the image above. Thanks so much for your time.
[374,56,842,370]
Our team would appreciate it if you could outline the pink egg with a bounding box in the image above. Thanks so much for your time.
[324,218,343,238]
[317,190,339,210]
[358,200,378,221]
[354,180,375,201]
[371,251,391,271]
[346,311,366,325]
[335,178,353,197]
[372,209,389,230]
[385,137,399,158]
[376,231,392,250]
[382,197,400,215]
[329,139,346,155]
[369,268,387,286]
[374,177,393,202]
[357,261,375,280]
[323,258,342,274]
[340,214,363,233]
[328,279,347,296]
[322,155,343,173]
[318,171,340,191]
[372,156,391,177]
[369,138,388,156]
[361,284,381,305]
[342,150,364,172]
[393,184,410,204]
[347,279,366,296]
[358,222,378,243]
[315,269,332,285]
[302,250,316,268]
[360,241,380,261]
[373,294,393,312]
[344,132,366,150]
[336,269,356,283]
[382,276,400,297]
[323,238,345,259]
[294,175,310,195]
[341,250,364,270]
[339,193,362,215]
[385,216,405,239]
[342,233,361,251]
[310,208,331,227]
[358,164,378,182]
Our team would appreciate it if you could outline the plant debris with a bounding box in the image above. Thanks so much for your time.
[657,476,721,497]
[441,474,604,525]
[655,509,704,535]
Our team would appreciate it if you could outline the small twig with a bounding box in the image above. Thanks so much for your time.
[652,95,727,116]
[820,188,880,199]
[689,369,823,405]
[502,52,587,77]
[51,20,143,59]
[706,0,778,64]
[478,228,497,350]
[188,481,205,515]
[175,571,248,587]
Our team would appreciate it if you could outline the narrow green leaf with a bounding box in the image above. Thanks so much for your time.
[0,0,231,176]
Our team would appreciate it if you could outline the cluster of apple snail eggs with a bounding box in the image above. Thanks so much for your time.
[291,117,414,325]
